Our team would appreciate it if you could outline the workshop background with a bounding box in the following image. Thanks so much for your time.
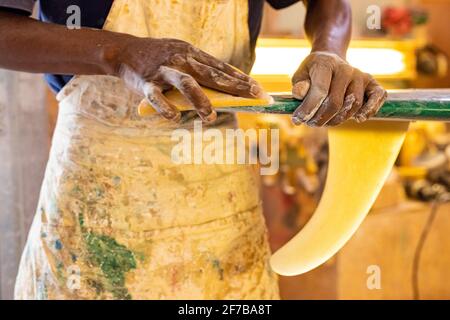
[1,0,450,300]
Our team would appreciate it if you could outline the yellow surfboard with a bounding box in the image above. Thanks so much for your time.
[139,87,409,276]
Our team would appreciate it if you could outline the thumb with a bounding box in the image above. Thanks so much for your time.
[292,68,311,100]
[292,79,311,100]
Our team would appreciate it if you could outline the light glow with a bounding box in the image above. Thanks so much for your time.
[251,47,406,76]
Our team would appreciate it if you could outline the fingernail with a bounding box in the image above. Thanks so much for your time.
[291,116,303,125]
[202,110,217,123]
[355,115,366,123]
[171,113,182,123]
[250,84,264,98]
[292,81,310,99]
[163,110,181,122]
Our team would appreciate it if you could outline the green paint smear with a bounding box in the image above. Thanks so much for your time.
[212,259,224,281]
[78,213,137,300]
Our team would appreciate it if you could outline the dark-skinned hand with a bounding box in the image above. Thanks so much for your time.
[291,51,387,127]
[115,38,265,123]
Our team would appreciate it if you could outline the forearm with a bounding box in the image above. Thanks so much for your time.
[293,1,386,126]
[0,10,131,75]
[0,10,262,123]
[303,0,351,59]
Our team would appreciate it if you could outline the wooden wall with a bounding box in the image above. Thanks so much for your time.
[274,201,450,300]
[0,71,49,300]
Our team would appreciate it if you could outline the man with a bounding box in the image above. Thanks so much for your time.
[0,0,386,300]
[0,0,386,126]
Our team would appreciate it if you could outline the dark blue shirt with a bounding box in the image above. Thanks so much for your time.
[1,0,300,92]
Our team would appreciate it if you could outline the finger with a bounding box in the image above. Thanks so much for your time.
[326,73,365,126]
[292,80,311,100]
[292,79,311,100]
[354,78,387,122]
[184,57,264,98]
[292,66,310,99]
[324,93,355,127]
[292,64,332,125]
[160,66,217,122]
[143,82,181,122]
[307,65,353,127]
[188,47,253,82]
[344,74,366,119]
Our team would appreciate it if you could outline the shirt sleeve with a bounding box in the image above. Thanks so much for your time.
[0,0,36,15]
[266,0,302,10]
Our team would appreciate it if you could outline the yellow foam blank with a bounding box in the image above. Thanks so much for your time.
[138,87,273,116]
[270,120,409,276]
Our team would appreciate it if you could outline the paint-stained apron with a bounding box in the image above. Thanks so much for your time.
[15,0,279,299]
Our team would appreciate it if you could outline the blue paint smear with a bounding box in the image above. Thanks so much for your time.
[55,239,63,250]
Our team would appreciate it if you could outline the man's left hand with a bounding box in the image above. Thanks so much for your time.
[291,51,387,127]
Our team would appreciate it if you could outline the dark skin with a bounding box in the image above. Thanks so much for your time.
[293,0,387,126]
[0,10,263,123]
[0,0,386,126]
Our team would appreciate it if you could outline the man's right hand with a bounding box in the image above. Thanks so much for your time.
[107,38,265,123]
[0,11,264,123]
